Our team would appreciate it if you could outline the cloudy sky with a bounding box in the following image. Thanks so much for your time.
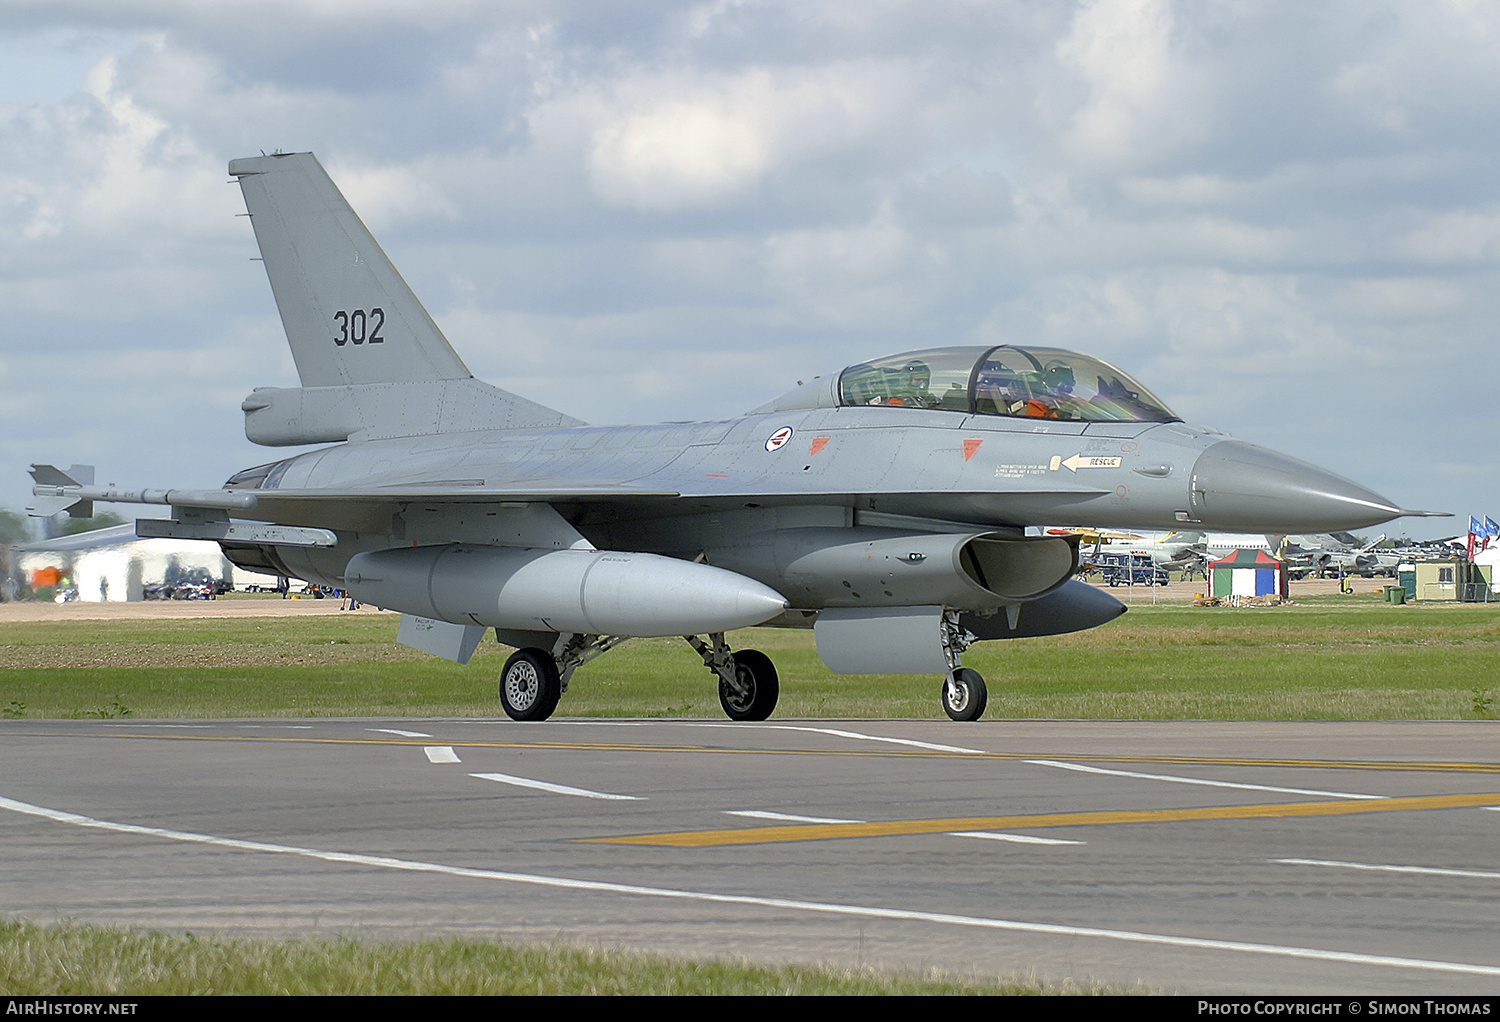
[1,0,1494,539]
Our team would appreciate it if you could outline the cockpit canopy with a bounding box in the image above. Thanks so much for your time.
[838,345,1180,423]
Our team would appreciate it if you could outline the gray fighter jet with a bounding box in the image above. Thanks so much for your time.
[29,152,1439,722]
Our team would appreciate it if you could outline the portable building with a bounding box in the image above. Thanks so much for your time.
[1209,549,1289,599]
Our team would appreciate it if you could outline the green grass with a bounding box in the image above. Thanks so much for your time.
[0,919,1110,995]
[2,591,1497,720]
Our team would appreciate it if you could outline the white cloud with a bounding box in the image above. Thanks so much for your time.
[0,1,1495,532]
[1055,0,1198,167]
[586,62,919,210]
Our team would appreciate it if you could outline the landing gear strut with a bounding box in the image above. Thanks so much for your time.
[686,633,779,721]
[939,610,987,721]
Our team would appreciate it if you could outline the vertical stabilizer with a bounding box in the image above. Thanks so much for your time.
[230,152,470,388]
[229,152,583,443]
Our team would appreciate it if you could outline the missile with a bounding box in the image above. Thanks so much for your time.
[344,544,789,637]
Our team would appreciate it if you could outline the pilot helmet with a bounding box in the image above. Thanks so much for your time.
[1043,361,1076,392]
[900,360,931,387]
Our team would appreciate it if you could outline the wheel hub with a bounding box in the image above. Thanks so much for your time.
[505,662,539,711]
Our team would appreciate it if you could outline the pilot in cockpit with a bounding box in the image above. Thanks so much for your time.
[871,360,938,407]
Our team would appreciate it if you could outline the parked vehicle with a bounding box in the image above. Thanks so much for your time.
[1091,552,1170,587]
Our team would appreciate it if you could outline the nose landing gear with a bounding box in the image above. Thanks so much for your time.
[939,610,987,721]
[942,667,988,722]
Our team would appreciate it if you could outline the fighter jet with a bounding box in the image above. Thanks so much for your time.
[1282,533,1396,578]
[29,152,1440,722]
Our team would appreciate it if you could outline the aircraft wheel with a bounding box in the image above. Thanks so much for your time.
[942,667,988,722]
[499,648,562,722]
[719,649,779,722]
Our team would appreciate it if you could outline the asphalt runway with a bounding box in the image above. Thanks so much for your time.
[3,717,1498,994]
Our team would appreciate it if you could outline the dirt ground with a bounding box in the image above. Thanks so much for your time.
[0,595,392,623]
[1094,576,1371,602]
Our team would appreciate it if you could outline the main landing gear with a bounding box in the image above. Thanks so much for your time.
[499,620,982,723]
[497,632,779,723]
[687,634,779,721]
[499,648,561,722]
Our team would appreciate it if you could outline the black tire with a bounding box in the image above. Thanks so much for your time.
[718,648,779,721]
[499,648,562,722]
[942,667,988,722]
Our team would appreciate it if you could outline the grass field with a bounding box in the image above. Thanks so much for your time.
[0,919,1112,996]
[2,592,1497,720]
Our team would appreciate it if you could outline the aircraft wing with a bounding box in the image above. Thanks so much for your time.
[34,460,1111,531]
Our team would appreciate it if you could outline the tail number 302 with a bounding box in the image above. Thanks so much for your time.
[333,308,385,346]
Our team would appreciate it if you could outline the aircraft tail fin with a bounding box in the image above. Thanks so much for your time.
[229,152,580,444]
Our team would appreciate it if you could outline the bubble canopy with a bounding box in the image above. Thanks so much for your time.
[837,345,1180,423]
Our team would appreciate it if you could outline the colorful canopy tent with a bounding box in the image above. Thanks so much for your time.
[1209,549,1289,599]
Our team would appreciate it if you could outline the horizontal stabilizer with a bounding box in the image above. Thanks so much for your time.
[243,379,582,447]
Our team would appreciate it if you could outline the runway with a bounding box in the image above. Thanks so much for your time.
[3,717,1498,994]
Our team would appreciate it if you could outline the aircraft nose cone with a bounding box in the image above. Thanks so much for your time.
[1188,440,1402,533]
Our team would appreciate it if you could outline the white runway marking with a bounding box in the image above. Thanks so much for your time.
[370,728,432,738]
[725,810,864,824]
[561,720,985,754]
[948,831,1086,846]
[424,747,461,764]
[5,793,1498,979]
[717,724,986,755]
[1026,760,1381,800]
[101,723,213,728]
[469,772,643,800]
[1272,858,1500,880]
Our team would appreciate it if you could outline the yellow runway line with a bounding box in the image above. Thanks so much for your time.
[586,791,1500,847]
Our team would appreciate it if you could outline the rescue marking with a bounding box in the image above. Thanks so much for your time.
[584,792,1500,848]
[4,794,1497,979]
[424,746,461,764]
[1272,858,1500,880]
[962,438,983,461]
[765,426,795,452]
[1026,759,1382,800]
[470,772,643,801]
[809,437,830,456]
[1056,454,1123,472]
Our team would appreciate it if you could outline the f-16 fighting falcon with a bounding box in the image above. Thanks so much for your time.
[30,153,1438,722]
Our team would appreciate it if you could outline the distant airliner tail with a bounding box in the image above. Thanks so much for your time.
[229,152,581,446]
